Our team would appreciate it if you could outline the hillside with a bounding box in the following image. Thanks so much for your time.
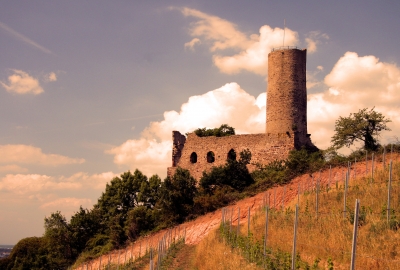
[76,153,399,269]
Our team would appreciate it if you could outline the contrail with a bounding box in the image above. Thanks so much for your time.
[0,21,54,55]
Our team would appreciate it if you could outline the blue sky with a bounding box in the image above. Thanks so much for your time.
[1,1,399,244]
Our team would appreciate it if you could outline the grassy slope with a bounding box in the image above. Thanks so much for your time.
[172,155,400,269]
[78,154,400,269]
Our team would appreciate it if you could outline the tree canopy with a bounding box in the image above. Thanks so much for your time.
[330,107,391,151]
[193,124,235,137]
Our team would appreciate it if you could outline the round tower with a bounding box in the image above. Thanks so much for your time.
[266,48,308,145]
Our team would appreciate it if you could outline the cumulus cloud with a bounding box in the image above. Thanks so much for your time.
[0,70,44,95]
[307,52,400,149]
[213,25,298,75]
[44,72,57,82]
[305,31,329,53]
[178,7,252,51]
[0,171,117,195]
[107,83,266,177]
[41,197,93,212]
[184,38,201,50]
[177,7,298,75]
[0,164,28,173]
[0,174,77,195]
[60,171,117,190]
[0,144,85,166]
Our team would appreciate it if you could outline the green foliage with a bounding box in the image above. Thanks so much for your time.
[331,107,391,151]
[193,124,235,137]
[218,223,311,269]
[327,257,334,270]
[348,205,369,226]
[125,206,156,241]
[69,207,102,254]
[44,211,75,265]
[96,170,148,221]
[252,159,287,186]
[200,149,254,192]
[2,237,59,270]
[380,204,400,230]
[159,167,197,224]
[286,147,324,177]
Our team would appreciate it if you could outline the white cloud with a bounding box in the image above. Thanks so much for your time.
[307,52,400,149]
[107,83,266,177]
[0,70,44,95]
[0,171,117,196]
[44,72,57,82]
[0,144,85,166]
[41,197,93,213]
[0,174,79,195]
[184,38,201,50]
[213,25,298,75]
[177,7,299,75]
[60,171,117,190]
[305,31,329,53]
[178,7,252,51]
[0,164,28,173]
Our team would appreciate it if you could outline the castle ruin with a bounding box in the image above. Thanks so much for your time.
[167,48,317,179]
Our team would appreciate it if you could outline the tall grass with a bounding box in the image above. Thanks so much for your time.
[192,229,260,270]
[246,157,400,269]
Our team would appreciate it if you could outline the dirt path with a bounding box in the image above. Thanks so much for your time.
[79,156,395,269]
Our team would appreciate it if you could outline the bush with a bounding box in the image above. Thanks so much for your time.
[286,147,324,177]
[193,124,235,137]
[200,149,254,192]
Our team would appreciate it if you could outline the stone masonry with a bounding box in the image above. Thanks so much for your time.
[167,48,317,179]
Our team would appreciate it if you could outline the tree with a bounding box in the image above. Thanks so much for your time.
[200,149,254,192]
[194,124,235,137]
[331,107,391,151]
[159,168,197,224]
[44,211,74,267]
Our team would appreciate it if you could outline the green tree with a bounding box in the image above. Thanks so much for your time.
[159,168,197,224]
[125,206,156,241]
[200,149,254,192]
[44,211,74,267]
[194,124,235,137]
[331,107,391,151]
[95,170,147,223]
[138,174,162,208]
[1,237,51,270]
[69,207,102,254]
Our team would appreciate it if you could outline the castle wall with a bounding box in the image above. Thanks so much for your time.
[167,132,294,179]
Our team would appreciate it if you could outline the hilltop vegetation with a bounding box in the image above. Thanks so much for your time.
[193,124,235,137]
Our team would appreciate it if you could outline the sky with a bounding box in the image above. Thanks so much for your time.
[1,1,400,244]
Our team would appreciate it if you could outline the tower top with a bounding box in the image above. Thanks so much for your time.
[271,46,300,52]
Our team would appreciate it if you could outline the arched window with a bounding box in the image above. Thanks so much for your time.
[227,149,236,161]
[207,151,215,163]
[190,152,197,163]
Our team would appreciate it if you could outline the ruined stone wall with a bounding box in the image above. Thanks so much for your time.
[167,132,295,179]
[172,131,186,166]
[266,49,308,144]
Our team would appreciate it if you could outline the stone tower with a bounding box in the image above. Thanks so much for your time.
[266,48,314,149]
